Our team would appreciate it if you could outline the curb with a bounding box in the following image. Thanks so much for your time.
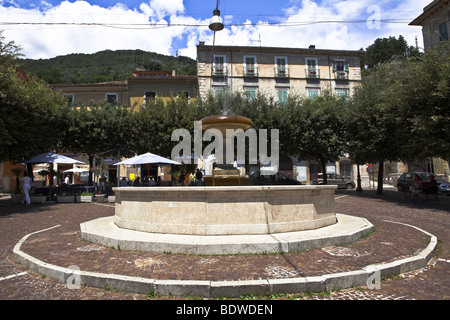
[79,214,374,255]
[13,220,437,298]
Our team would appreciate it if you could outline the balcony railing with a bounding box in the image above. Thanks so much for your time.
[244,66,258,77]
[334,70,348,80]
[213,64,227,76]
[275,66,289,77]
[306,68,320,79]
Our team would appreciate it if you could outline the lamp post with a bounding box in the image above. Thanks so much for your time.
[209,0,224,45]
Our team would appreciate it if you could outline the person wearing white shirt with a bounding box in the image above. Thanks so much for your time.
[20,172,33,206]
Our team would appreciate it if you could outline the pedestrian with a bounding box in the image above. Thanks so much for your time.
[411,174,423,200]
[195,169,203,186]
[423,174,438,200]
[20,171,33,206]
[120,177,127,187]
[64,175,70,185]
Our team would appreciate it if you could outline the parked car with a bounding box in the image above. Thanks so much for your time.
[396,172,446,193]
[438,180,450,196]
[310,173,355,189]
[247,171,302,185]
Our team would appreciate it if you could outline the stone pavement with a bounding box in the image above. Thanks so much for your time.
[0,188,449,300]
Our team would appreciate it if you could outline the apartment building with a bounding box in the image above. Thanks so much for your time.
[127,70,198,109]
[52,70,198,109]
[410,0,449,51]
[197,42,363,101]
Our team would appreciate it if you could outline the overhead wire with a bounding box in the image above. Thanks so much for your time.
[0,18,418,30]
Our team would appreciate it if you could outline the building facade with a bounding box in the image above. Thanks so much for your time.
[410,0,449,51]
[197,42,363,101]
[196,43,366,184]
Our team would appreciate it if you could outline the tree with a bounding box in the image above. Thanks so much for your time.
[346,42,449,194]
[361,35,420,69]
[395,41,450,162]
[0,32,67,161]
[62,103,135,185]
[346,60,406,194]
[294,92,347,184]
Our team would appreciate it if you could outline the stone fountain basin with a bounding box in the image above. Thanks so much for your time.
[112,185,337,236]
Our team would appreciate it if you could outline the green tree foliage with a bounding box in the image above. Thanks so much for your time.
[395,41,450,161]
[62,103,135,185]
[346,41,449,194]
[16,49,197,84]
[361,35,420,69]
[0,32,67,162]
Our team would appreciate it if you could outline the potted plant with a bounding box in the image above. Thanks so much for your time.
[79,192,94,203]
[57,192,75,203]
[30,193,46,203]
[96,194,106,203]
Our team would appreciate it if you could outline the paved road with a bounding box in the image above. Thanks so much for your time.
[0,188,448,300]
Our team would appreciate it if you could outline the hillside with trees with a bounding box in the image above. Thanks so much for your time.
[15,49,197,84]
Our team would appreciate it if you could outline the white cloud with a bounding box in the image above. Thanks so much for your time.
[1,0,188,59]
[0,0,430,60]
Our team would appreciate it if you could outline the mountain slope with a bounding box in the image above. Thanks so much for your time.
[16,49,197,84]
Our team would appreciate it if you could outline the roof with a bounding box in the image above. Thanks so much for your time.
[197,43,365,57]
[51,81,128,88]
[409,0,449,26]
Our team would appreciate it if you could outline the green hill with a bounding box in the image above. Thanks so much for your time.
[16,49,197,84]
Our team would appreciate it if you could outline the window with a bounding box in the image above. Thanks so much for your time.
[278,90,288,104]
[244,56,257,76]
[306,58,319,78]
[336,89,348,98]
[275,57,288,77]
[439,22,448,41]
[63,93,74,106]
[145,91,156,100]
[144,91,156,105]
[177,91,190,100]
[106,93,118,104]
[213,55,226,75]
[214,89,224,97]
[308,88,320,98]
[333,60,349,80]
[245,90,256,102]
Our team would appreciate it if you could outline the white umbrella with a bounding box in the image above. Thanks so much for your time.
[21,152,85,165]
[62,168,89,173]
[114,152,181,166]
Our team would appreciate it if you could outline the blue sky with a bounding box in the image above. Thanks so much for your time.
[0,0,430,59]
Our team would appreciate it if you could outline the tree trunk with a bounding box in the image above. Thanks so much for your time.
[376,160,384,195]
[88,155,94,186]
[321,159,328,185]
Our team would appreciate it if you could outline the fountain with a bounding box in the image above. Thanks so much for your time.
[200,114,253,186]
[80,115,372,255]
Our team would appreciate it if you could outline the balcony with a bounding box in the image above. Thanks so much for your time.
[306,68,320,79]
[213,64,227,76]
[244,66,258,77]
[275,66,289,78]
[334,70,348,80]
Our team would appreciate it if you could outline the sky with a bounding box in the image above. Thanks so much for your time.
[0,0,431,60]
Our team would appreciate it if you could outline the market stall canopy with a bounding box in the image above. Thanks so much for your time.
[114,152,182,166]
[20,152,85,165]
[62,168,89,173]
